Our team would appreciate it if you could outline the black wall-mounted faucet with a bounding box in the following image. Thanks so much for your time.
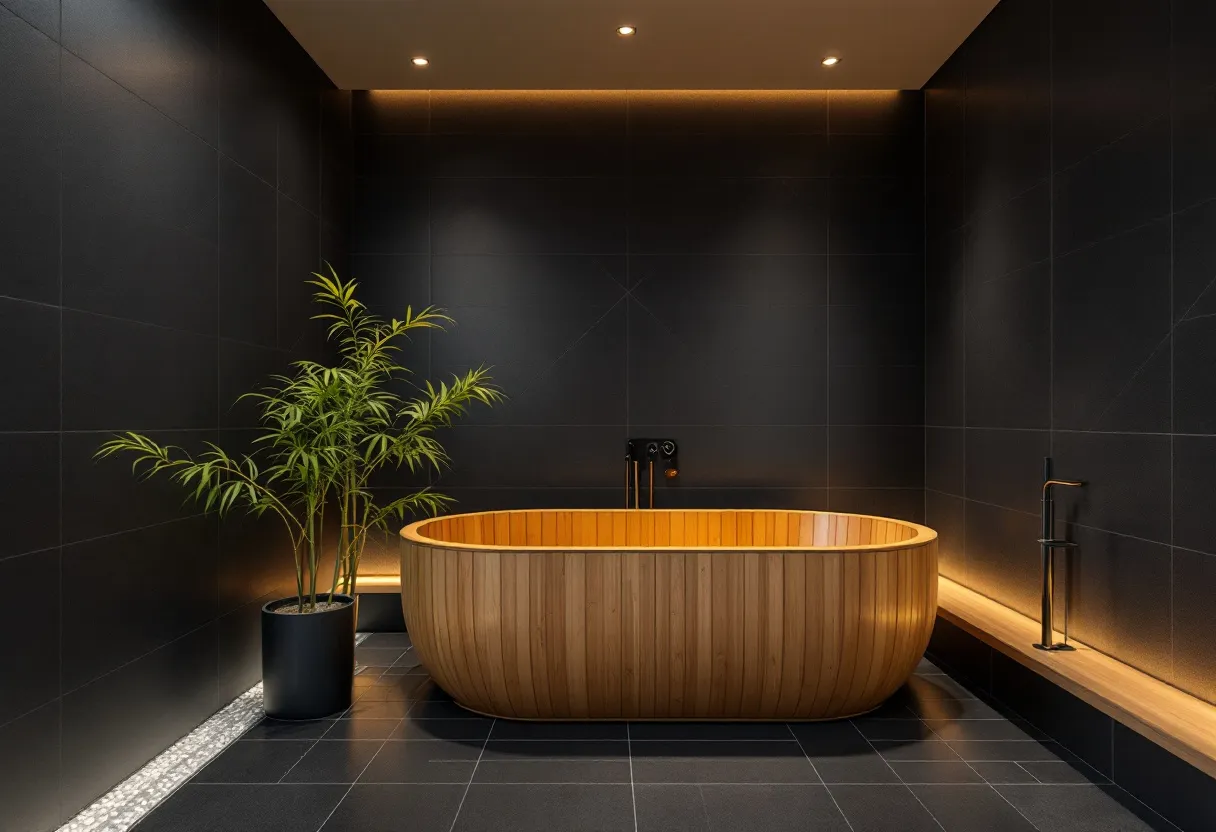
[625,438,678,509]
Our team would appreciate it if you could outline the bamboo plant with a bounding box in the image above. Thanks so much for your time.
[96,266,501,612]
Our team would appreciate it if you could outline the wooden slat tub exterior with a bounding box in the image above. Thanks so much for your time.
[400,509,938,721]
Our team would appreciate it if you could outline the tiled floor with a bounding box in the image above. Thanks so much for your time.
[132,633,1180,831]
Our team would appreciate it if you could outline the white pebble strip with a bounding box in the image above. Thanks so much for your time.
[57,633,372,832]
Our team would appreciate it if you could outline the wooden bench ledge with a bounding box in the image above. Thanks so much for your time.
[938,576,1216,780]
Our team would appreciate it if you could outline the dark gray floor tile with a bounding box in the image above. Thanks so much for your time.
[635,784,709,832]
[358,739,483,784]
[811,755,902,784]
[452,784,634,832]
[133,784,348,832]
[355,674,431,700]
[474,740,630,784]
[390,717,494,741]
[907,674,978,699]
[489,720,627,740]
[319,783,466,832]
[996,785,1179,831]
[789,720,874,753]
[912,697,1008,720]
[321,719,402,741]
[948,740,1075,763]
[381,664,427,676]
[853,718,938,741]
[828,784,942,831]
[631,740,818,784]
[406,698,484,719]
[699,784,852,831]
[371,670,429,689]
[891,761,985,784]
[911,784,1039,831]
[924,718,1047,742]
[359,633,412,650]
[343,699,414,720]
[917,658,947,675]
[391,650,424,670]
[282,740,384,783]
[242,718,336,741]
[873,739,963,762]
[191,741,312,783]
[1019,759,1109,784]
[628,722,795,740]
[970,761,1039,784]
[354,647,406,667]
[863,698,920,718]
[791,720,901,783]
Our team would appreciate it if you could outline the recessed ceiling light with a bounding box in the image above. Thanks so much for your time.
[821,56,840,67]
[617,25,636,36]
[412,56,429,67]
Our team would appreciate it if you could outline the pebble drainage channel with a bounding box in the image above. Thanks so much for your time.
[57,633,371,832]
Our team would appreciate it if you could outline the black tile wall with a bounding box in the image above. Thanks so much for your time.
[0,1,349,827]
[353,90,924,518]
[924,0,1216,702]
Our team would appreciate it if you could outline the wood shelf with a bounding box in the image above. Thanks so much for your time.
[938,576,1216,779]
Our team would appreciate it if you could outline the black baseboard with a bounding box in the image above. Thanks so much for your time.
[928,616,1216,832]
[356,593,406,632]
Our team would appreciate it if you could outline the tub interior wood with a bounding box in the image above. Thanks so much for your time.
[400,509,937,721]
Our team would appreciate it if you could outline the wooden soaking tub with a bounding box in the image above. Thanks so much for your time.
[399,509,937,721]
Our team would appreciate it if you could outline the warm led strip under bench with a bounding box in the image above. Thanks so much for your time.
[938,576,1216,780]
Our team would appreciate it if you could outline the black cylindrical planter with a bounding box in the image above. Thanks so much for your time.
[261,594,355,719]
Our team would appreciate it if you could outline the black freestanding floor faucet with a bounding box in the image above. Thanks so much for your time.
[1035,457,1083,652]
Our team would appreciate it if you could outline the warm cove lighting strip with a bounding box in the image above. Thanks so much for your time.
[56,634,371,832]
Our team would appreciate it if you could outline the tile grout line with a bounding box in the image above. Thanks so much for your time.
[446,717,496,832]
[847,720,946,831]
[786,722,855,832]
[1015,761,1044,785]
[626,721,638,831]
[310,733,388,832]
[914,712,1044,830]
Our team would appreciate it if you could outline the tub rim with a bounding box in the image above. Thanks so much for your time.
[400,508,937,553]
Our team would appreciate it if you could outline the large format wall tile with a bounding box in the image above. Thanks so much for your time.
[1050,0,1170,173]
[0,432,59,560]
[0,5,59,306]
[62,0,219,144]
[0,701,61,832]
[1062,523,1172,682]
[1172,547,1216,703]
[0,2,346,821]
[0,296,59,431]
[61,515,218,691]
[0,549,59,723]
[61,429,215,544]
[964,263,1051,429]
[963,0,1050,215]
[60,626,221,819]
[354,90,922,521]
[62,311,218,431]
[1052,220,1171,432]
[924,0,1216,702]
[219,157,278,346]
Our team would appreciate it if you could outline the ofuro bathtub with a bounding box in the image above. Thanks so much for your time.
[400,509,937,721]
